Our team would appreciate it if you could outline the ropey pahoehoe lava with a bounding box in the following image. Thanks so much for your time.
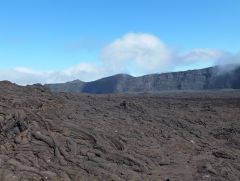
[0,81,240,180]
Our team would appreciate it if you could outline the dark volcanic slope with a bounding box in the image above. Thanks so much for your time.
[1,81,240,180]
[45,65,240,94]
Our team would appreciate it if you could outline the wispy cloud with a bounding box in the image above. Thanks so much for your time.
[0,33,237,85]
[180,49,224,63]
[216,51,240,65]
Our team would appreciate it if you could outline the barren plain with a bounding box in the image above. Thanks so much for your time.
[0,81,240,180]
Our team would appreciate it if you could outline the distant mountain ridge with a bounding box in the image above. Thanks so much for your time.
[45,65,240,94]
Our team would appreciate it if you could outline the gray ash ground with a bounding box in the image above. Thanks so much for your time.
[0,81,240,181]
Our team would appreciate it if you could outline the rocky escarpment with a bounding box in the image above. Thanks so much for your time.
[45,65,240,94]
[0,81,240,180]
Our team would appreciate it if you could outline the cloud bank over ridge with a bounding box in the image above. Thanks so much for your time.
[0,33,238,85]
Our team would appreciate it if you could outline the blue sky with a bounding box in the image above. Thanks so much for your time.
[0,0,239,84]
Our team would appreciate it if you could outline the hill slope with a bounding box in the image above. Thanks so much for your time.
[45,65,240,94]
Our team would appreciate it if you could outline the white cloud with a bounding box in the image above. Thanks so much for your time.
[101,33,173,74]
[101,33,226,75]
[0,69,46,85]
[61,63,107,82]
[0,63,107,85]
[0,32,235,85]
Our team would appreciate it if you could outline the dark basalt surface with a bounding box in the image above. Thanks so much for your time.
[45,65,240,94]
[0,81,240,180]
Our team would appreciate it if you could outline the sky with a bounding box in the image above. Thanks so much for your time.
[0,0,239,85]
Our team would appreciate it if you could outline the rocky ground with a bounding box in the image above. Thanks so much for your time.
[0,81,240,181]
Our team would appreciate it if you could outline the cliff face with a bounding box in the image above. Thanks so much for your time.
[45,65,240,93]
